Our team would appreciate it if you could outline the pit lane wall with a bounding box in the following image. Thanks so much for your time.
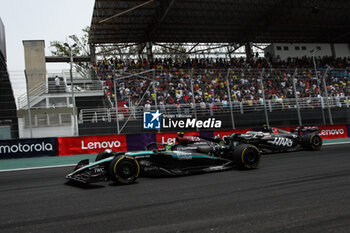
[0,124,349,159]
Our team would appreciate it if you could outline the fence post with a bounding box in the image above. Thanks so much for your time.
[259,68,269,126]
[268,100,272,112]
[113,70,120,134]
[225,68,235,129]
[321,67,333,125]
[292,68,302,126]
[314,67,326,125]
[152,69,160,133]
[190,68,198,131]
[107,109,111,122]
[240,102,243,114]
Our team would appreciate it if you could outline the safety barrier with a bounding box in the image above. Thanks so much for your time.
[1,124,349,158]
[0,137,57,159]
[57,124,350,156]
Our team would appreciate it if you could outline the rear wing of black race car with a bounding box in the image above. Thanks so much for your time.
[291,126,319,135]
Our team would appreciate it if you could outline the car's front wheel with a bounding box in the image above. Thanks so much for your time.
[230,144,260,169]
[108,155,140,184]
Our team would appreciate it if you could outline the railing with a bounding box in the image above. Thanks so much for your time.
[17,82,47,109]
[79,96,350,123]
[18,79,104,109]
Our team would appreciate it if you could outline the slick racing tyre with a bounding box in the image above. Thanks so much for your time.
[302,133,322,151]
[109,155,140,184]
[231,144,260,169]
[95,149,115,161]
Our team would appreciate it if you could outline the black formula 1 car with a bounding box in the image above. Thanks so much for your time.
[66,137,260,185]
[223,126,322,154]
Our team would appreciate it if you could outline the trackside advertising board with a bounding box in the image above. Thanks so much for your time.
[317,124,348,139]
[126,133,156,151]
[156,131,199,148]
[0,137,57,159]
[58,134,127,156]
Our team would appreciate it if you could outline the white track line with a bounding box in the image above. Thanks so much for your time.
[323,141,350,146]
[0,163,75,173]
[0,140,349,173]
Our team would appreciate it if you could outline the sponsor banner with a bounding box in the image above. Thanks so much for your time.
[214,128,252,137]
[126,133,156,151]
[317,124,347,139]
[156,131,199,148]
[348,124,350,138]
[0,137,57,159]
[58,134,127,156]
[200,131,214,138]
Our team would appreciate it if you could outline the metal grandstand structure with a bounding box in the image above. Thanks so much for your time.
[89,0,350,56]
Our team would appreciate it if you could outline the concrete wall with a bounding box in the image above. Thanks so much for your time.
[264,43,350,60]
[18,117,74,138]
[334,44,350,58]
[23,40,47,93]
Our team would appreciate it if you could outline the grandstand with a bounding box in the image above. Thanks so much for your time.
[15,0,350,137]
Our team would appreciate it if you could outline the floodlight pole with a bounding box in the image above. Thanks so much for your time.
[113,69,120,134]
[190,68,198,131]
[312,50,326,125]
[225,68,235,129]
[292,68,302,126]
[152,69,160,133]
[321,67,334,125]
[259,68,269,126]
[68,45,78,136]
[64,43,79,136]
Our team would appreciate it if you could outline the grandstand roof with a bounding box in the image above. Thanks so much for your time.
[89,0,350,44]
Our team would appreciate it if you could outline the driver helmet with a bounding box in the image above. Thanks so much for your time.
[177,132,185,138]
[165,143,174,151]
[262,125,271,133]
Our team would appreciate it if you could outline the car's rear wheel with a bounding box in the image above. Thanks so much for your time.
[302,133,322,151]
[231,144,260,169]
[108,155,140,184]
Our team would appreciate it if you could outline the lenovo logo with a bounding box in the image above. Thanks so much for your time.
[81,141,121,150]
[319,129,345,136]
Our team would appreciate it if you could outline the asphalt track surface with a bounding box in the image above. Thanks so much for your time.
[1,144,350,233]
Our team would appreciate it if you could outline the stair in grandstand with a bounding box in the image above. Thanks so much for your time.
[47,76,65,93]
[17,82,47,109]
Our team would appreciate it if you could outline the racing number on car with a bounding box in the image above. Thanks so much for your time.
[269,137,293,147]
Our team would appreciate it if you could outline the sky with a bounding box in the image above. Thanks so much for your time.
[0,0,95,99]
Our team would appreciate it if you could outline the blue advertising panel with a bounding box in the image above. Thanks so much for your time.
[0,137,58,159]
[126,133,156,151]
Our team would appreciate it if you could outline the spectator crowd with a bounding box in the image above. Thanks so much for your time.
[93,56,350,110]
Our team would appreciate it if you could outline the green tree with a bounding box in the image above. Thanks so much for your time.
[50,27,91,78]
[50,26,191,76]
